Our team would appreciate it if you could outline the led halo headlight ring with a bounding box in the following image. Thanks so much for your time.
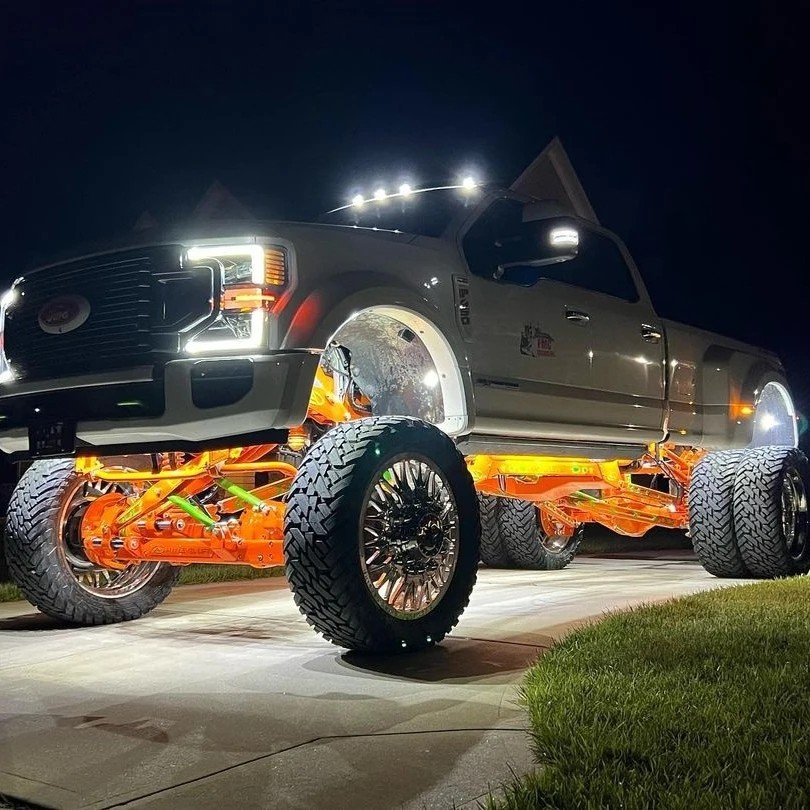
[184,243,285,354]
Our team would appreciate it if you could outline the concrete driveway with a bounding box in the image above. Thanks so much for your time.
[0,555,741,809]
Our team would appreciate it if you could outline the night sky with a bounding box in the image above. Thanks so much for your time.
[2,2,808,403]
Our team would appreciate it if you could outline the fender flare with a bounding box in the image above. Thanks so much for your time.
[282,272,473,436]
[699,345,797,448]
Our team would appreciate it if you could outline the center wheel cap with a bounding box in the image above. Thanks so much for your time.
[360,455,459,620]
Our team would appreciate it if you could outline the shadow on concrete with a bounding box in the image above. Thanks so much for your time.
[337,636,544,683]
[0,612,81,632]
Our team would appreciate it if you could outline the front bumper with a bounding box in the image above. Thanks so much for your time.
[0,351,320,457]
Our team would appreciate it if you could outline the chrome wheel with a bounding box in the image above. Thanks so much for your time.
[781,468,808,561]
[58,478,162,598]
[360,455,459,620]
[540,532,574,552]
[539,512,579,552]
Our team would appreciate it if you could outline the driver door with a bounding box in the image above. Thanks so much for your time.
[461,197,594,441]
[460,197,666,445]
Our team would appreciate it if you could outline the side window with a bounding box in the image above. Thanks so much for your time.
[463,199,639,302]
[536,228,639,302]
[462,198,525,280]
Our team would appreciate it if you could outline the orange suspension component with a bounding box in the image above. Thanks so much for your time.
[74,356,369,571]
[467,444,702,538]
[78,446,293,569]
[71,341,707,572]
[81,490,287,569]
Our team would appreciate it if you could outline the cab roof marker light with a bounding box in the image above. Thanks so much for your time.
[186,244,266,284]
[326,183,479,215]
[374,188,387,201]
[461,176,477,190]
[399,183,413,196]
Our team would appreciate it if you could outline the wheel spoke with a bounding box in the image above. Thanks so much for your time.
[58,475,161,598]
[360,455,459,620]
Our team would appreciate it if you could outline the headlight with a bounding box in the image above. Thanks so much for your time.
[184,243,289,353]
[0,286,17,382]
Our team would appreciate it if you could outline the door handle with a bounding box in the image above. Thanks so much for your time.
[641,323,662,343]
[565,308,590,324]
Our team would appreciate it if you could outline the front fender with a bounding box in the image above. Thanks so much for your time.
[281,272,474,436]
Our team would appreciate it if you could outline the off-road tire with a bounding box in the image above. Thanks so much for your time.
[284,416,480,652]
[499,498,582,570]
[5,459,179,624]
[478,494,512,567]
[687,450,749,578]
[733,446,810,578]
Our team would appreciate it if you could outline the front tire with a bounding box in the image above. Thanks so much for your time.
[499,498,582,570]
[284,416,480,652]
[4,459,179,624]
[733,446,810,578]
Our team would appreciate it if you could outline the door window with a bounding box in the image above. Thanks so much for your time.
[463,199,639,302]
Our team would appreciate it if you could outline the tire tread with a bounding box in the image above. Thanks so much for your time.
[5,459,179,624]
[733,446,810,578]
[688,450,748,578]
[284,416,479,652]
[499,498,581,570]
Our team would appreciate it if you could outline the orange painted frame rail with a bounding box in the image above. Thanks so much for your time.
[75,363,703,570]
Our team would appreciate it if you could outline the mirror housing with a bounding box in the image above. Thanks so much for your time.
[494,214,580,280]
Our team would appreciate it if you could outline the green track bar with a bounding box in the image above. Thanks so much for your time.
[218,478,267,510]
[167,495,217,527]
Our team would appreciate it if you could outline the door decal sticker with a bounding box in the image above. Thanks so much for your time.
[520,322,555,357]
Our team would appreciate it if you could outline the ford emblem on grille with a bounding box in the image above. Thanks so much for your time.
[37,295,91,335]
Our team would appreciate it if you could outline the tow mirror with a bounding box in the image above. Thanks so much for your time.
[494,215,579,279]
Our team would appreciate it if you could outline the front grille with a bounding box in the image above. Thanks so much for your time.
[4,246,183,382]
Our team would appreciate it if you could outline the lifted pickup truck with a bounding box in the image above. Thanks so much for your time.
[0,183,805,651]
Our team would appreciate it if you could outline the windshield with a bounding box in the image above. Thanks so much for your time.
[321,186,487,237]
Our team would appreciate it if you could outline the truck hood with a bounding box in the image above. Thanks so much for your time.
[20,219,421,276]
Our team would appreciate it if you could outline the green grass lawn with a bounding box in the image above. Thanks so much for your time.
[0,581,20,603]
[488,578,810,809]
[0,564,284,603]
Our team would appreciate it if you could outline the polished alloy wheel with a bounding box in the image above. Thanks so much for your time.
[781,468,809,561]
[58,478,162,598]
[360,455,459,619]
[539,512,578,552]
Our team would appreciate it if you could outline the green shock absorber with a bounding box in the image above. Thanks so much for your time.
[218,478,268,511]
[166,495,217,528]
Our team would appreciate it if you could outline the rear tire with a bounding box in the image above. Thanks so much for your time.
[733,446,810,578]
[284,416,480,652]
[5,459,179,624]
[478,494,513,567]
[687,450,749,578]
[499,498,582,570]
